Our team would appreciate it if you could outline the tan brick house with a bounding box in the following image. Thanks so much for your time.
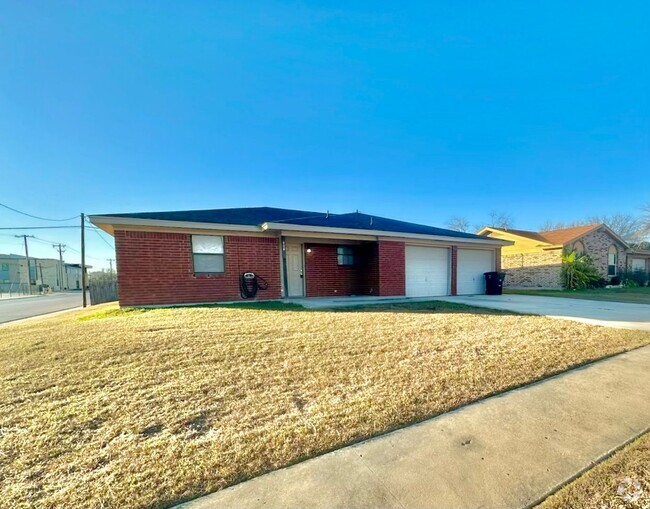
[477,224,629,288]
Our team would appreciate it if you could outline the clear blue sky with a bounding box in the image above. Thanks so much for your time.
[1,2,648,269]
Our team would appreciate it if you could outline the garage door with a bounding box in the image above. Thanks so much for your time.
[457,249,494,295]
[405,246,450,297]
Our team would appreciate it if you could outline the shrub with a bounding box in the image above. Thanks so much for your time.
[561,250,601,290]
[588,277,608,289]
[619,268,649,287]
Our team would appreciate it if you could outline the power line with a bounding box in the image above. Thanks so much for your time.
[92,228,114,248]
[85,218,114,249]
[0,226,81,230]
[0,225,106,230]
[0,201,79,222]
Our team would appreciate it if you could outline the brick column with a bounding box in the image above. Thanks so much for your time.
[377,241,405,296]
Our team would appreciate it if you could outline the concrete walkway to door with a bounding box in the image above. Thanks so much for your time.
[177,345,650,509]
[435,294,650,331]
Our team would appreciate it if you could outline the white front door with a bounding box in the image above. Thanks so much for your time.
[457,249,494,295]
[285,243,304,297]
[405,246,450,297]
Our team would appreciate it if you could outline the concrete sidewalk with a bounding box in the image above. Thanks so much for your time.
[178,345,650,509]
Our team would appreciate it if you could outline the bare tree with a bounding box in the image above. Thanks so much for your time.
[539,212,646,242]
[488,210,514,230]
[539,220,567,231]
[446,216,471,232]
[641,203,650,238]
[585,213,645,242]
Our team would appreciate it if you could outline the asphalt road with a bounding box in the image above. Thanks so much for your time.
[0,292,86,324]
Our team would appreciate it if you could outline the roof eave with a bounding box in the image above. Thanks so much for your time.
[87,215,264,236]
[262,222,513,246]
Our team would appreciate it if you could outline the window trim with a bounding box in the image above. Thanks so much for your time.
[337,246,355,266]
[607,245,618,277]
[191,235,226,274]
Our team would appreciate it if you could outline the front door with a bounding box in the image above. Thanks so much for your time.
[286,243,304,297]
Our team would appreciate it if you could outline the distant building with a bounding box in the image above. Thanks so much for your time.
[0,253,86,292]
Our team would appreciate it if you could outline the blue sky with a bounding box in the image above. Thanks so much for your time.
[1,2,648,268]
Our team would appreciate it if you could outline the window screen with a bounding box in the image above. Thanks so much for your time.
[337,246,355,266]
[192,235,225,273]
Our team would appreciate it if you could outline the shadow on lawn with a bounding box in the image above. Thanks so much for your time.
[183,300,524,316]
[79,299,527,320]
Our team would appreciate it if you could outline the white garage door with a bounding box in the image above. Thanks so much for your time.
[457,249,494,295]
[631,258,646,271]
[405,246,450,297]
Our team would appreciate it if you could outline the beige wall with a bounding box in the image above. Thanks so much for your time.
[501,250,563,288]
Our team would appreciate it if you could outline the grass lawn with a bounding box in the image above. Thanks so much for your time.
[505,286,650,305]
[537,432,650,508]
[2,302,650,509]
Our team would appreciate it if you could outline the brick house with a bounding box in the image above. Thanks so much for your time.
[89,207,511,307]
[478,224,629,288]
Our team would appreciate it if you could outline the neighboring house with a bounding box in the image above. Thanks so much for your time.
[478,224,628,288]
[627,248,650,274]
[89,207,512,307]
[0,254,84,292]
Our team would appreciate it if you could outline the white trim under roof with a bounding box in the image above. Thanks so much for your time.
[263,222,512,246]
[88,216,264,235]
[88,215,513,246]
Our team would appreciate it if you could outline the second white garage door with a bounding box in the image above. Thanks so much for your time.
[405,246,450,297]
[457,249,494,295]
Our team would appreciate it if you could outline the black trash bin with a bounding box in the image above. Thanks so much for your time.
[484,271,506,295]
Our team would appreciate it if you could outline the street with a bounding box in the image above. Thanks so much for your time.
[0,292,86,324]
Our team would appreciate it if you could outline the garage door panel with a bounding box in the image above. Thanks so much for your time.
[457,249,494,295]
[405,246,450,297]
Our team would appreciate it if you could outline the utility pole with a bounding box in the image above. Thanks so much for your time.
[107,258,115,274]
[81,213,87,307]
[15,235,35,295]
[53,243,66,291]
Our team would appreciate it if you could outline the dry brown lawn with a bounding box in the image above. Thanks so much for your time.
[537,432,650,509]
[1,301,650,509]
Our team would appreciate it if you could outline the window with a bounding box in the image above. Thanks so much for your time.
[573,241,585,255]
[0,263,8,272]
[192,235,225,274]
[337,246,355,266]
[607,245,618,276]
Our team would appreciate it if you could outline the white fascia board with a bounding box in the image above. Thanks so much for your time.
[87,216,264,234]
[262,222,513,246]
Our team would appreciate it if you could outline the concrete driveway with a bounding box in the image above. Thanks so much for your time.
[436,294,650,331]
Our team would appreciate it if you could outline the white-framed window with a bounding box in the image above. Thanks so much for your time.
[337,246,355,266]
[192,235,225,274]
[607,245,618,276]
[573,241,585,255]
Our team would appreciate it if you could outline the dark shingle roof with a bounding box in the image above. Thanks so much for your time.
[100,207,323,226]
[93,206,489,240]
[272,212,487,239]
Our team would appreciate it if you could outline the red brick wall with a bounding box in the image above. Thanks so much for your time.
[114,230,281,306]
[304,243,378,297]
[377,241,405,296]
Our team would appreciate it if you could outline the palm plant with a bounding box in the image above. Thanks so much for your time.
[561,250,601,289]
